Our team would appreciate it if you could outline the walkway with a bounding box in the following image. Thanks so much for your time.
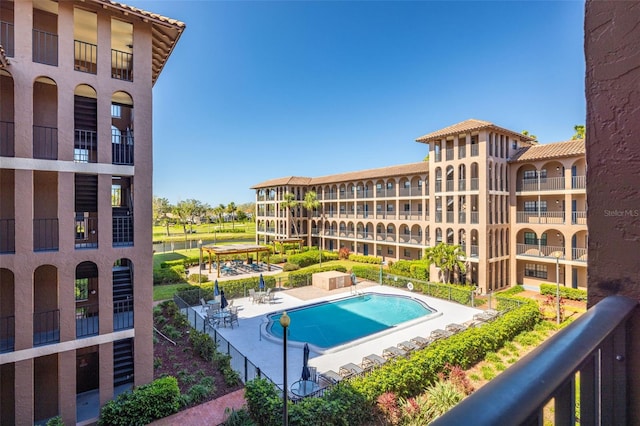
[150,388,246,426]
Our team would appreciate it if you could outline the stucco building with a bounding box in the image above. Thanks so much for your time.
[0,1,183,424]
[252,119,587,294]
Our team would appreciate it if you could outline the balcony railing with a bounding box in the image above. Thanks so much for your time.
[458,212,466,223]
[113,214,133,246]
[470,144,479,156]
[0,21,14,57]
[114,300,134,331]
[572,175,586,189]
[470,178,479,190]
[111,49,133,81]
[470,211,479,224]
[33,29,58,65]
[75,129,97,163]
[434,151,441,162]
[433,296,638,426]
[446,180,454,191]
[75,216,98,249]
[0,121,15,157]
[0,315,14,353]
[516,211,565,224]
[112,130,134,165]
[469,244,479,257]
[516,243,565,259]
[435,181,442,193]
[435,211,442,222]
[445,148,454,161]
[356,190,371,199]
[446,212,454,223]
[33,309,60,346]
[572,211,587,225]
[0,218,15,254]
[398,187,422,197]
[33,125,58,159]
[458,146,466,159]
[572,247,587,262]
[74,40,97,74]
[76,304,99,338]
[34,218,59,251]
[398,211,423,221]
[458,179,466,191]
[518,176,565,192]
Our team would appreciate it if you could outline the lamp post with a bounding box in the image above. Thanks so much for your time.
[198,239,203,285]
[555,254,560,324]
[280,311,290,426]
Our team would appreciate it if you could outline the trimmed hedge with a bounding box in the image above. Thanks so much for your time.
[175,275,277,305]
[348,254,383,264]
[153,265,184,285]
[98,376,181,425]
[349,301,541,400]
[540,283,587,301]
[287,265,348,287]
[287,250,339,268]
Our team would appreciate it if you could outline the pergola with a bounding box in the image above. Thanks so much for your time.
[201,244,271,278]
[273,238,304,252]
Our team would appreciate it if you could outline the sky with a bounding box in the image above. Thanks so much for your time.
[126,0,586,208]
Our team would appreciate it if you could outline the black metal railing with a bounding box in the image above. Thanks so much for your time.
[0,315,14,353]
[33,218,59,251]
[74,40,97,74]
[0,21,14,57]
[76,304,99,338]
[113,214,133,246]
[0,121,15,157]
[111,49,133,81]
[112,132,134,165]
[33,125,58,159]
[74,129,97,163]
[114,300,134,331]
[33,309,60,346]
[432,296,638,426]
[75,216,98,249]
[0,218,15,254]
[33,29,58,66]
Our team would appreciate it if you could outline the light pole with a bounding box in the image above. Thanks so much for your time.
[280,311,290,426]
[198,239,203,285]
[554,251,562,324]
[380,259,386,285]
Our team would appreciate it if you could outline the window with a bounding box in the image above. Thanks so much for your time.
[404,249,411,257]
[111,184,122,207]
[403,181,410,188]
[75,278,89,301]
[386,204,394,212]
[387,225,393,234]
[387,247,394,255]
[524,263,547,279]
[524,201,547,212]
[524,232,547,245]
[386,182,393,190]
[523,170,537,181]
[111,104,121,118]
[404,203,410,212]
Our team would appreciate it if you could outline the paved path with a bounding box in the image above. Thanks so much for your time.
[150,389,246,426]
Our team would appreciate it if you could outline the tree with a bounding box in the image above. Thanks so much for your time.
[302,191,320,246]
[521,130,538,141]
[174,199,203,235]
[424,243,467,284]
[152,196,172,236]
[572,125,585,140]
[281,192,299,237]
[226,202,237,230]
[213,204,226,228]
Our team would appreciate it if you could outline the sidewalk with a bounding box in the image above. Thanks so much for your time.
[150,388,246,426]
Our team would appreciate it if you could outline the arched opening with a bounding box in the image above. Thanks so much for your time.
[33,76,58,159]
[113,258,133,331]
[75,262,99,338]
[111,91,134,165]
[0,70,15,157]
[74,84,98,163]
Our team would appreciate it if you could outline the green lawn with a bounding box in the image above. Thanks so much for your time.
[153,222,255,243]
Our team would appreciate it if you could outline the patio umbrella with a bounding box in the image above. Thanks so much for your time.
[220,289,228,310]
[259,274,265,291]
[214,280,220,297]
[301,343,311,381]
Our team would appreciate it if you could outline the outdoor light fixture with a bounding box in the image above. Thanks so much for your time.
[280,312,291,426]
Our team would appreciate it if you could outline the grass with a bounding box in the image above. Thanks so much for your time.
[153,222,255,242]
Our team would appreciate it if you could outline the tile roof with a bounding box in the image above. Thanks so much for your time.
[509,139,585,163]
[94,1,186,85]
[251,162,429,189]
[415,118,537,143]
[0,44,8,69]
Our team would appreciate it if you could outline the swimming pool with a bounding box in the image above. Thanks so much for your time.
[266,293,435,350]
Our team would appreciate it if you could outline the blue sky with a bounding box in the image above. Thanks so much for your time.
[127,0,586,207]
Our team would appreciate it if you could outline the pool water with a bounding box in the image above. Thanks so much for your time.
[268,293,432,349]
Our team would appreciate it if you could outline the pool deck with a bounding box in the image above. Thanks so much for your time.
[199,281,483,392]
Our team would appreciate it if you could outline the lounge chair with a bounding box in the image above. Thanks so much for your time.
[430,328,453,340]
[361,354,387,370]
[249,289,256,304]
[339,363,363,378]
[320,370,342,384]
[445,323,467,333]
[397,340,420,352]
[382,346,407,360]
[410,336,432,348]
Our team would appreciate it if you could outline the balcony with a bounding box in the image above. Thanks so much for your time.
[356,190,371,199]
[516,243,565,259]
[33,309,60,346]
[76,304,99,338]
[470,144,479,156]
[572,247,588,262]
[458,146,466,159]
[398,211,423,221]
[470,178,479,190]
[33,125,58,160]
[435,181,442,193]
[398,187,422,197]
[0,218,15,253]
[458,179,466,191]
[446,180,454,191]
[356,232,373,240]
[398,234,422,245]
[435,211,442,223]
[434,151,442,162]
[572,211,587,225]
[34,218,59,251]
[572,175,586,189]
[112,130,134,165]
[446,212,454,223]
[74,40,97,74]
[113,214,133,247]
[0,121,15,157]
[74,129,97,163]
[0,315,14,353]
[376,232,396,242]
[33,29,58,65]
[114,300,134,331]
[433,296,638,426]
[469,244,479,257]
[517,176,565,192]
[75,216,98,249]
[470,212,479,224]
[111,49,133,81]
[0,21,14,57]
[516,211,565,224]
[458,212,466,223]
[445,148,454,161]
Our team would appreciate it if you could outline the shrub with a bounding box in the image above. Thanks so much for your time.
[338,247,351,259]
[188,273,210,284]
[425,381,464,420]
[497,285,525,296]
[98,376,181,426]
[287,265,348,288]
[348,254,383,264]
[175,275,277,304]
[153,265,184,285]
[539,283,587,301]
[189,330,216,362]
[282,262,300,272]
[46,417,64,426]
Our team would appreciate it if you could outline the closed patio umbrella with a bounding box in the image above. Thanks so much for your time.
[259,273,265,291]
[220,289,228,310]
[301,343,311,381]
[214,280,220,297]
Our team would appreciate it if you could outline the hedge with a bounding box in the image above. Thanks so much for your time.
[98,376,181,425]
[153,265,184,285]
[349,301,541,400]
[287,250,339,268]
[287,265,348,287]
[348,254,383,265]
[539,283,587,301]
[175,275,277,305]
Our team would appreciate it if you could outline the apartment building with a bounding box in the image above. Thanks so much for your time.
[252,119,587,294]
[0,1,183,424]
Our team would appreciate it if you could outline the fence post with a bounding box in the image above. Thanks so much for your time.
[449,285,452,301]
[471,289,475,307]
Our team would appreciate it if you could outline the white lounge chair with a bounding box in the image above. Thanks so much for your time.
[361,354,386,369]
[339,363,363,378]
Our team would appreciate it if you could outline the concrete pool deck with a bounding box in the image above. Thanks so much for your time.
[199,281,483,392]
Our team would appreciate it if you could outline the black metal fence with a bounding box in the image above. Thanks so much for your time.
[114,300,134,331]
[74,40,97,74]
[33,125,58,160]
[111,49,133,81]
[0,120,15,157]
[33,218,59,251]
[33,29,58,66]
[76,304,99,338]
[0,315,14,353]
[0,218,15,254]
[113,215,133,246]
[0,21,14,57]
[33,309,60,346]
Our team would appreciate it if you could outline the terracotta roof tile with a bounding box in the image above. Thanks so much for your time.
[509,139,585,163]
[415,118,536,143]
[251,162,429,189]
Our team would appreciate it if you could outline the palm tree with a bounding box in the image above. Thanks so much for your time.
[572,125,585,140]
[302,191,320,245]
[425,243,467,284]
[281,192,299,237]
[226,202,237,230]
[153,196,172,236]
